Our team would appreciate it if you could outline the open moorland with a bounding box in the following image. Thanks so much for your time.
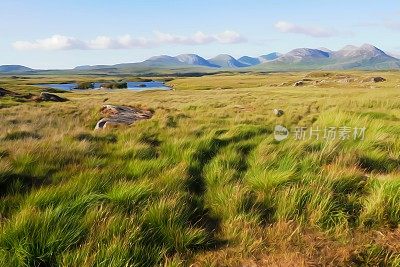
[0,71,400,266]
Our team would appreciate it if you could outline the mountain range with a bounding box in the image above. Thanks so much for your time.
[1,44,400,74]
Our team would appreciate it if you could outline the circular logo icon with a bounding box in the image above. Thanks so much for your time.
[274,125,289,141]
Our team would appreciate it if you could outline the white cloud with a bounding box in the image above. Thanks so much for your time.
[274,21,345,38]
[13,30,246,51]
[215,30,246,44]
[13,35,85,50]
[192,31,215,44]
[153,30,245,45]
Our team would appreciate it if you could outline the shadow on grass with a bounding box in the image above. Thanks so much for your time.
[3,131,41,141]
[185,127,269,251]
[358,155,400,173]
[0,172,48,197]
[74,132,117,143]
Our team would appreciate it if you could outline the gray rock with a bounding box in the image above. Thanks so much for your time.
[95,105,153,130]
[362,77,386,83]
[39,92,68,102]
[293,81,304,87]
[273,109,284,117]
[371,77,386,83]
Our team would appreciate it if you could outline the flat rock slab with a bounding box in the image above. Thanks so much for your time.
[95,105,153,130]
[31,92,69,102]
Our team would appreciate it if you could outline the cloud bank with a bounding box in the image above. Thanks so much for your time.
[274,21,346,38]
[13,31,246,51]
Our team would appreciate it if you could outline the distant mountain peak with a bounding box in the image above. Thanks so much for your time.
[147,55,176,61]
[317,47,333,53]
[276,48,330,63]
[208,54,248,68]
[259,52,281,62]
[141,55,184,66]
[238,56,260,66]
[238,53,282,66]
[360,43,377,49]
[335,44,390,59]
[212,54,236,60]
[175,54,219,68]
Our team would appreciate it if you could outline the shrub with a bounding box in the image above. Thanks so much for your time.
[100,82,127,89]
[75,82,94,89]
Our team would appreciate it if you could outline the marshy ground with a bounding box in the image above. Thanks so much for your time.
[0,71,399,266]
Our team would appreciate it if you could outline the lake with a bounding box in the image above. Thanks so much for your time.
[35,81,171,91]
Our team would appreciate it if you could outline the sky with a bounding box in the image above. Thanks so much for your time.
[1,0,399,69]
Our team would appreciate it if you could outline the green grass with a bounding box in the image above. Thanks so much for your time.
[0,71,400,266]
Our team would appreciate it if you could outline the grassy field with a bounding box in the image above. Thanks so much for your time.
[0,71,400,266]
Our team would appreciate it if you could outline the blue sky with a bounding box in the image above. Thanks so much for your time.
[1,0,399,69]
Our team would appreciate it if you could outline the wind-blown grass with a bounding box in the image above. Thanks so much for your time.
[0,71,399,266]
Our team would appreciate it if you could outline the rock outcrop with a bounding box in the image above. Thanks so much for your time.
[95,105,153,130]
[36,92,69,102]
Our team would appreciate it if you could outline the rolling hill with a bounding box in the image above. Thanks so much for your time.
[0,65,33,73]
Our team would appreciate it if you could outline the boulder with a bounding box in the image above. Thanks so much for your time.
[371,77,386,83]
[362,77,386,83]
[293,81,304,87]
[38,92,68,102]
[273,109,284,117]
[95,105,153,130]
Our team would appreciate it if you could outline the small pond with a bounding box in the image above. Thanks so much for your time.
[35,81,171,91]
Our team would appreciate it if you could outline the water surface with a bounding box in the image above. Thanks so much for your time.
[36,81,171,91]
